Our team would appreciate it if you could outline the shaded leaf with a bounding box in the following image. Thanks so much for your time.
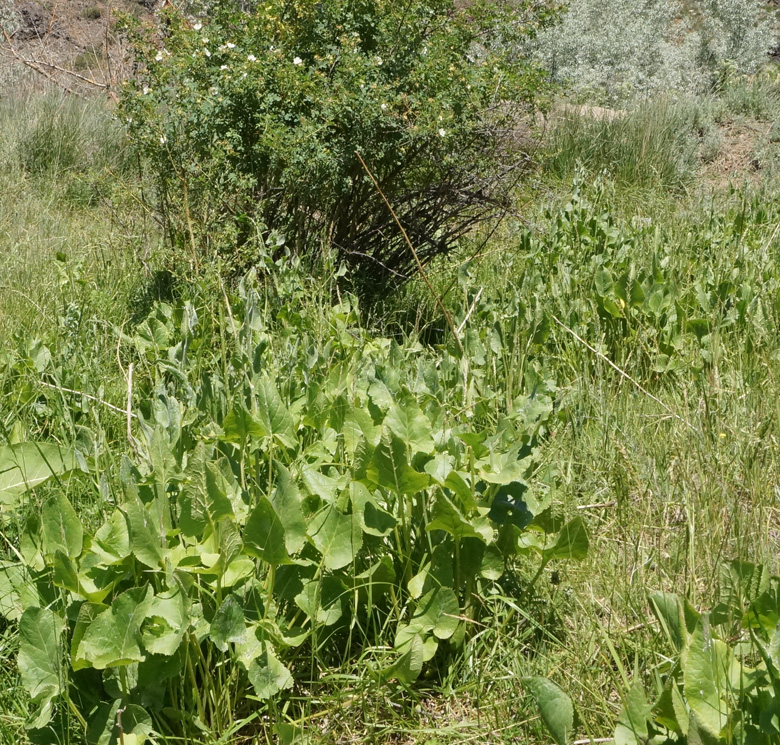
[18,606,63,727]
[246,642,293,699]
[0,443,78,510]
[244,496,289,566]
[541,517,589,563]
[41,493,83,559]
[614,680,651,745]
[308,505,361,570]
[385,400,435,455]
[272,463,306,554]
[77,586,153,669]
[210,595,246,652]
[524,676,575,745]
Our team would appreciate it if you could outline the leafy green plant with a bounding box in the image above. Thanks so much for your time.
[613,560,780,743]
[530,559,780,744]
[0,269,588,742]
[120,0,552,282]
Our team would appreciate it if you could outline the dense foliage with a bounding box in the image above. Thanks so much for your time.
[0,257,591,743]
[121,0,552,283]
[530,0,775,104]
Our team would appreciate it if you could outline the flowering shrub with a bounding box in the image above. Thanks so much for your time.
[121,0,553,283]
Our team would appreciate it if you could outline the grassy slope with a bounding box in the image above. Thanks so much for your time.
[2,77,780,743]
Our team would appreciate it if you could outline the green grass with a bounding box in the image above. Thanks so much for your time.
[2,76,780,744]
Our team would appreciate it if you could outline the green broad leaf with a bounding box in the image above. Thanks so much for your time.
[41,493,83,559]
[86,700,153,745]
[443,471,479,512]
[301,467,341,504]
[0,561,47,621]
[413,587,461,640]
[256,376,297,449]
[77,585,153,669]
[205,462,235,523]
[244,496,289,566]
[0,443,78,510]
[687,711,721,745]
[20,513,45,571]
[141,587,190,656]
[308,505,362,571]
[454,431,490,459]
[366,433,430,496]
[385,400,435,455]
[70,602,105,671]
[367,380,394,412]
[594,268,613,296]
[216,518,243,570]
[178,441,210,536]
[541,517,589,563]
[272,463,306,555]
[210,594,246,652]
[136,652,183,709]
[93,510,131,562]
[294,577,344,626]
[427,491,492,543]
[524,676,575,745]
[654,676,689,736]
[649,592,686,652]
[122,497,166,569]
[479,545,504,581]
[424,453,456,485]
[52,550,81,595]
[682,616,729,738]
[18,607,63,724]
[385,634,424,685]
[769,621,780,674]
[221,403,265,444]
[343,408,380,454]
[257,618,309,650]
[614,680,652,745]
[351,482,396,537]
[179,443,234,535]
[408,565,428,600]
[246,642,293,699]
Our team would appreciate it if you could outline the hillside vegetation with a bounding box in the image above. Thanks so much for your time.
[2,1,780,744]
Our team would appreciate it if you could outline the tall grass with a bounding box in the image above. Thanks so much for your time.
[0,90,153,343]
[540,99,708,190]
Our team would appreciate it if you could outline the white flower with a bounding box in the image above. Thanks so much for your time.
[201,37,209,44]
[247,54,257,62]
[220,64,229,70]
[375,56,383,66]
[193,22,202,31]
[381,103,387,110]
[226,42,235,49]
[204,49,211,57]
[209,86,218,95]
[159,135,167,144]
[155,51,164,62]
[142,85,150,95]
[438,128,446,137]
[293,56,303,65]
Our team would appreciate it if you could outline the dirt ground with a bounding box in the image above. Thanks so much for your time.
[0,0,154,94]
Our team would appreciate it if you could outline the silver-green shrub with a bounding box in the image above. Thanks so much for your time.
[532,0,775,105]
[0,0,20,37]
